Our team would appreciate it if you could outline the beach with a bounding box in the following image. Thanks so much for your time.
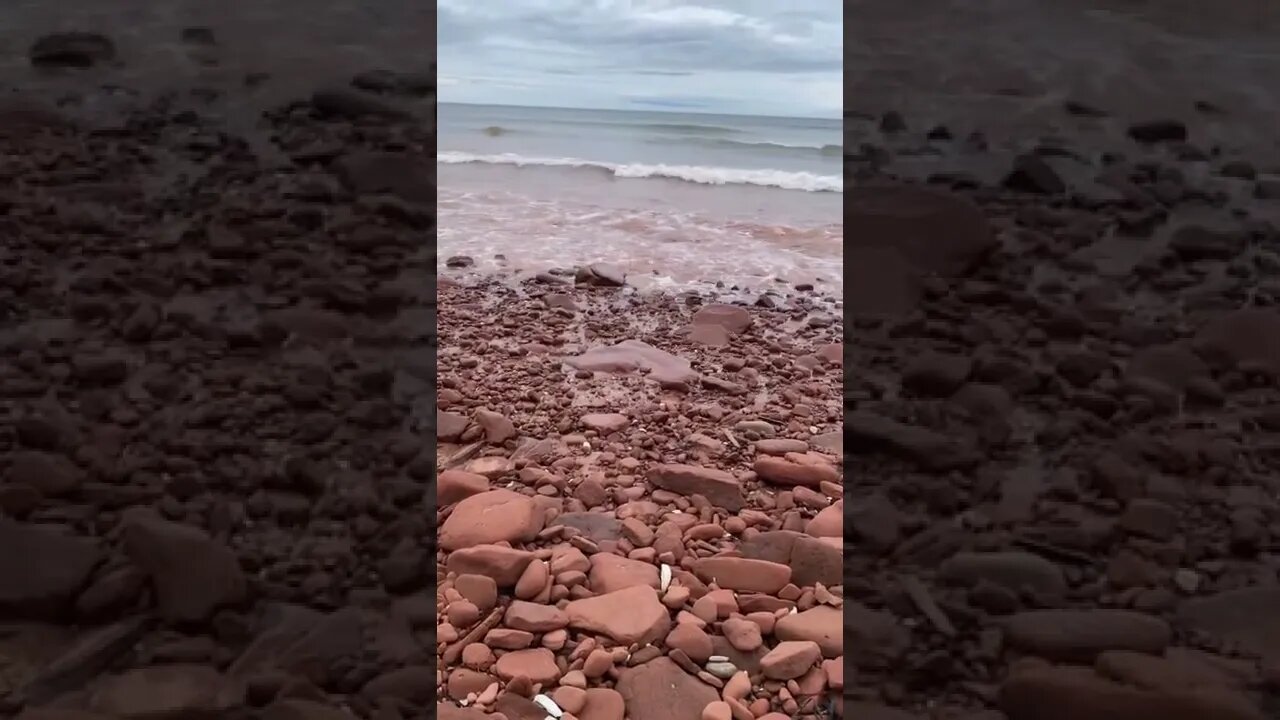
[844,1,1280,718]
[433,100,846,719]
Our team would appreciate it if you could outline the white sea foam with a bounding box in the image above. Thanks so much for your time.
[436,151,843,193]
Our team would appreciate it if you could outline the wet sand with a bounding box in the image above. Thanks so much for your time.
[845,1,1280,718]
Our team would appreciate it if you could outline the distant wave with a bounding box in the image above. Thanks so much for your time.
[656,136,843,157]
[480,125,512,136]
[437,151,842,193]
[634,122,742,135]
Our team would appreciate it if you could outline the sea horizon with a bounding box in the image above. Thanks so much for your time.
[438,99,843,123]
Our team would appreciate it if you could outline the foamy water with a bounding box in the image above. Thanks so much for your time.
[438,103,843,294]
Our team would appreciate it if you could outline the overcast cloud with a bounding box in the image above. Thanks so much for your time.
[437,0,842,117]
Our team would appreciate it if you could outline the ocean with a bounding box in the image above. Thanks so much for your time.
[437,102,844,295]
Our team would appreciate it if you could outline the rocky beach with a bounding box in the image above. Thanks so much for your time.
[434,273,844,720]
[0,18,438,720]
[840,1,1280,718]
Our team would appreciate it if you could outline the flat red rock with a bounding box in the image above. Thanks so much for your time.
[446,545,536,587]
[692,304,752,334]
[754,453,840,488]
[647,463,744,512]
[438,489,545,551]
[693,556,792,594]
[565,585,671,645]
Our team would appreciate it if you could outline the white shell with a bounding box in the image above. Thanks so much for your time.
[660,563,673,592]
[533,694,563,718]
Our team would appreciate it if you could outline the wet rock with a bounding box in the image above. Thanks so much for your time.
[1000,664,1263,720]
[122,514,247,623]
[0,519,102,618]
[29,32,116,68]
[565,585,671,645]
[89,664,238,719]
[647,463,744,512]
[938,551,1067,596]
[438,489,545,551]
[1178,586,1280,662]
[1003,609,1171,662]
[1127,120,1188,144]
[847,184,996,276]
[847,411,980,471]
[616,657,718,720]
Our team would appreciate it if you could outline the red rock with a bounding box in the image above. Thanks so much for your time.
[552,685,588,714]
[755,439,809,455]
[438,470,490,505]
[848,184,996,277]
[579,687,626,720]
[362,665,436,704]
[775,605,844,658]
[0,519,102,618]
[463,456,515,479]
[648,464,744,512]
[589,552,660,593]
[446,545,536,587]
[1003,609,1171,662]
[692,304,752,334]
[805,500,842,538]
[692,557,791,594]
[760,640,822,680]
[720,617,763,652]
[493,648,561,685]
[89,664,237,719]
[687,323,730,347]
[454,574,498,613]
[581,413,629,435]
[475,408,517,444]
[616,657,719,720]
[504,600,568,632]
[8,451,83,496]
[486,629,534,649]
[1178,586,1280,662]
[754,453,839,488]
[261,699,353,720]
[846,246,923,317]
[438,489,545,551]
[565,585,671,645]
[514,558,549,600]
[702,701,732,720]
[1194,308,1280,374]
[666,622,714,663]
[823,658,844,690]
[567,339,699,389]
[438,410,469,441]
[1095,650,1237,692]
[122,514,246,623]
[1000,665,1264,720]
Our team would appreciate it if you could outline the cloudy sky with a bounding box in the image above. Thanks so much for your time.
[437,0,842,118]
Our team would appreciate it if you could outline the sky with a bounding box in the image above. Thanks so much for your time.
[437,0,842,118]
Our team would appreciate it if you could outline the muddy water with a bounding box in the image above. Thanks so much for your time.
[848,0,1280,155]
[0,1,434,131]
